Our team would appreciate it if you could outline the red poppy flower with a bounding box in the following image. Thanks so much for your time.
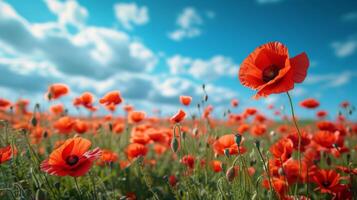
[300,98,320,109]
[239,42,309,99]
[231,99,239,107]
[270,138,294,162]
[211,160,223,172]
[179,95,192,106]
[0,145,17,164]
[73,120,89,134]
[168,175,177,187]
[40,137,101,177]
[283,159,307,184]
[316,110,327,119]
[340,101,350,109]
[180,155,195,169]
[250,124,267,137]
[286,131,311,151]
[123,104,134,113]
[312,169,342,194]
[128,111,146,124]
[170,109,186,123]
[50,104,64,115]
[0,98,11,110]
[316,121,336,132]
[74,92,96,111]
[313,131,337,149]
[99,91,122,106]
[53,116,75,134]
[213,134,246,156]
[99,149,118,164]
[47,83,69,100]
[126,143,148,160]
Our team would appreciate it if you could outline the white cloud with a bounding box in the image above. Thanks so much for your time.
[44,0,88,29]
[114,3,149,30]
[331,37,357,58]
[0,1,157,79]
[166,54,238,80]
[305,71,357,88]
[168,7,213,41]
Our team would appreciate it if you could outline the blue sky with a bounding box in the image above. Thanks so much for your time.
[0,0,356,119]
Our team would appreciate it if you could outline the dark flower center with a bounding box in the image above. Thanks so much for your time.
[66,155,79,166]
[262,65,280,82]
[322,181,330,187]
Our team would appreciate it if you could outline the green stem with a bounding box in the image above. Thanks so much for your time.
[286,92,302,182]
[73,177,83,199]
[256,146,274,200]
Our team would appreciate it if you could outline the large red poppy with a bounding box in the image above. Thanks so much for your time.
[40,137,101,177]
[239,42,309,99]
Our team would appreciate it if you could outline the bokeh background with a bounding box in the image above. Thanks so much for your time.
[0,0,356,119]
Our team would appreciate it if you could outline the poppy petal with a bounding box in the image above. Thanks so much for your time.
[290,52,309,83]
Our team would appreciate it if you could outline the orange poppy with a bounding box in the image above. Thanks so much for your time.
[213,134,246,156]
[123,104,134,113]
[179,95,192,106]
[0,145,17,164]
[313,131,337,149]
[270,138,294,162]
[0,98,11,110]
[99,149,118,165]
[211,160,223,172]
[239,42,309,99]
[170,109,186,123]
[40,137,101,177]
[231,99,239,107]
[53,116,75,134]
[50,104,64,115]
[73,92,96,111]
[300,98,320,109]
[99,91,122,106]
[250,124,267,137]
[47,83,69,100]
[126,143,148,160]
[73,120,89,134]
[128,111,146,124]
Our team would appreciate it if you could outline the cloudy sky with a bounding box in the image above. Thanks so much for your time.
[0,0,356,119]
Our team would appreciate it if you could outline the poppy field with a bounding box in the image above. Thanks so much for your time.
[0,42,356,200]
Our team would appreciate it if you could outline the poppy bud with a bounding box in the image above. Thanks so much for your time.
[43,131,48,138]
[204,95,208,102]
[250,159,256,166]
[254,140,260,149]
[171,137,179,153]
[47,93,52,100]
[197,103,200,109]
[202,84,205,90]
[108,123,113,132]
[347,153,351,163]
[234,134,242,146]
[31,117,37,127]
[224,149,230,157]
[226,166,236,182]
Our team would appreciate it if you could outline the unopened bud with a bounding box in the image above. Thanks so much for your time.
[234,134,242,146]
[31,117,37,127]
[254,140,260,149]
[224,149,230,157]
[171,137,179,153]
[204,95,208,102]
[226,166,236,182]
[108,123,113,132]
[326,156,331,166]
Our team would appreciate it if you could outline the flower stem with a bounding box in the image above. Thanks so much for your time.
[73,177,82,199]
[286,92,302,179]
[255,145,274,200]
